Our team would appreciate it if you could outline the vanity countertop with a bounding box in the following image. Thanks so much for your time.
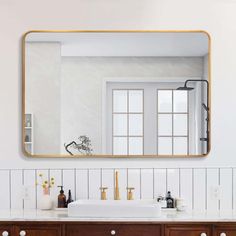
[1,209,236,222]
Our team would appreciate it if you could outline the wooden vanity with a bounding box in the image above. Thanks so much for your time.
[0,210,236,236]
[1,222,236,236]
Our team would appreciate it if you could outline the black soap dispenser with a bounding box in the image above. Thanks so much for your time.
[66,190,74,207]
[166,191,174,208]
[57,186,66,208]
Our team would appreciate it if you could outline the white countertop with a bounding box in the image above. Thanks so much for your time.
[1,209,236,222]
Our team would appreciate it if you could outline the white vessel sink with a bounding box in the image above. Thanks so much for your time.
[68,199,161,218]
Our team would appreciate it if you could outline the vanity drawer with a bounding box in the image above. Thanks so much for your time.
[15,224,61,236]
[214,231,236,236]
[165,224,211,236]
[119,224,161,236]
[65,223,161,236]
[214,224,236,236]
[0,225,12,236]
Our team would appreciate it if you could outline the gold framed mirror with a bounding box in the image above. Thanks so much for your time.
[22,30,211,158]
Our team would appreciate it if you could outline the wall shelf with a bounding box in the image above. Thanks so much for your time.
[24,113,34,154]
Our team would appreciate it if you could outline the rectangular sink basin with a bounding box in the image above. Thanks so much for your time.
[68,200,161,218]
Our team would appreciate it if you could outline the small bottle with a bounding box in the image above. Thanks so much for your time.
[66,190,73,207]
[57,186,66,208]
[26,118,31,127]
[166,191,174,208]
[25,135,30,142]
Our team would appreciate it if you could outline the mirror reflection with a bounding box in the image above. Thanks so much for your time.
[23,31,210,157]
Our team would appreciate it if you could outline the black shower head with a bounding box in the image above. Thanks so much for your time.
[176,85,194,91]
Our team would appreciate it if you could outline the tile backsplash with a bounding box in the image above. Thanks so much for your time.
[0,168,235,211]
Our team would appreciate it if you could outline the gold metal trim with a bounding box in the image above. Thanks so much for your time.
[22,30,211,158]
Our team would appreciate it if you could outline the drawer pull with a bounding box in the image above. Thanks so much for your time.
[200,233,207,236]
[111,230,116,235]
[2,231,9,236]
[220,233,226,236]
[19,231,26,236]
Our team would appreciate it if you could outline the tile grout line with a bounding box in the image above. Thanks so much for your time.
[35,169,37,209]
[61,169,64,187]
[22,169,25,210]
[9,170,11,209]
[205,168,208,211]
[100,168,102,200]
[218,168,220,211]
[179,168,181,198]
[74,168,77,200]
[192,168,194,210]
[48,169,50,195]
[127,169,129,200]
[153,168,155,199]
[32,169,37,209]
[113,169,115,200]
[166,168,168,193]
[87,169,90,200]
[140,168,142,200]
[232,168,234,211]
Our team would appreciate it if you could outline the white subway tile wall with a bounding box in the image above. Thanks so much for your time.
[193,168,206,210]
[206,168,219,211]
[0,170,10,209]
[0,168,235,211]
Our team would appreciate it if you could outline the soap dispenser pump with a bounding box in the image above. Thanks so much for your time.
[57,186,66,208]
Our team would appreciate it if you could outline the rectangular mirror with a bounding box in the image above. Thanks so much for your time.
[22,30,211,158]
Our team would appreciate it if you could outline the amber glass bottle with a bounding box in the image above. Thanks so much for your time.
[57,186,66,208]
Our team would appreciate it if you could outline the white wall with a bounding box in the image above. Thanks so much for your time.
[1,167,235,211]
[25,42,61,154]
[0,0,236,168]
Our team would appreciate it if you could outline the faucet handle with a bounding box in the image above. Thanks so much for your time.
[127,187,135,200]
[100,187,108,200]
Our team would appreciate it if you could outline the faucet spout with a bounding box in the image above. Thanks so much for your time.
[114,171,120,200]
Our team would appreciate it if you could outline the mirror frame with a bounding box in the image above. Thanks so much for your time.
[22,30,211,158]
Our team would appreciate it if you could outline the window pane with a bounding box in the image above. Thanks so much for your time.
[113,137,127,155]
[173,114,187,135]
[173,91,188,112]
[129,137,143,155]
[113,114,127,135]
[158,90,172,112]
[158,137,172,155]
[129,114,143,136]
[158,114,172,136]
[173,137,188,155]
[113,90,127,112]
[129,90,143,112]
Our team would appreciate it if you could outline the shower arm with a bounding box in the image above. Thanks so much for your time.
[184,79,209,108]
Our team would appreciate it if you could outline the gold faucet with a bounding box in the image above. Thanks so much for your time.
[114,171,120,200]
[100,187,108,200]
[127,187,135,200]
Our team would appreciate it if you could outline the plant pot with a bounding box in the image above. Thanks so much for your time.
[38,194,53,210]
[38,188,53,210]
